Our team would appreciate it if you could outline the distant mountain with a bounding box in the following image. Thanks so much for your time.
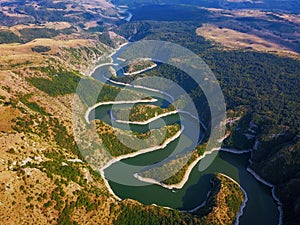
[112,0,300,13]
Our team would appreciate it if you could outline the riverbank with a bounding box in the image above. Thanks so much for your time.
[85,98,158,124]
[107,78,208,131]
[178,110,207,131]
[247,168,283,225]
[98,125,183,200]
[107,78,175,102]
[124,63,158,76]
[220,173,248,225]
[88,42,128,76]
[135,146,283,225]
[117,6,133,22]
[134,147,251,190]
[114,110,178,125]
[182,173,248,225]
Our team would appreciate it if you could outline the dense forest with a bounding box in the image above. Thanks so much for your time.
[115,16,300,134]
[114,7,300,224]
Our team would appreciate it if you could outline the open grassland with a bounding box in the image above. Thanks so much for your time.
[0,6,123,221]
[196,24,299,59]
[196,8,300,59]
[0,38,88,66]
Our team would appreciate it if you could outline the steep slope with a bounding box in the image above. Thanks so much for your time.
[0,1,246,224]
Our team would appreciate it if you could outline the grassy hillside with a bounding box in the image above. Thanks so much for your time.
[0,1,246,224]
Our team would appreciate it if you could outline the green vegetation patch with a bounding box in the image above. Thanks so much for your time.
[195,173,244,224]
[27,67,81,96]
[113,104,176,122]
[162,143,206,185]
[113,173,244,225]
[18,93,50,115]
[123,60,156,74]
[31,45,51,53]
[19,27,73,42]
[98,33,115,48]
[12,114,80,158]
[114,201,195,225]
[139,143,206,185]
[96,120,180,157]
[0,30,20,44]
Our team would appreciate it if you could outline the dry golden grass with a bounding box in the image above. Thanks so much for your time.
[0,106,20,132]
[0,38,90,69]
[277,13,300,24]
[71,197,117,225]
[0,169,60,225]
[80,0,115,10]
[1,10,29,18]
[0,2,132,224]
[0,23,71,37]
[0,38,89,54]
[218,9,300,24]
[198,174,244,225]
[196,24,299,59]
[127,60,156,73]
[84,21,99,30]
[231,9,269,17]
[43,22,72,30]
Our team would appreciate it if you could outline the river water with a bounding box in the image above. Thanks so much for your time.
[89,48,279,225]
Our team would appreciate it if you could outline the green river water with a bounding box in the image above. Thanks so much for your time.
[89,58,280,225]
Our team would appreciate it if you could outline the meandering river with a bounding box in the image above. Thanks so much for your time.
[87,45,280,225]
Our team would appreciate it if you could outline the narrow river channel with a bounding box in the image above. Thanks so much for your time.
[88,45,280,225]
